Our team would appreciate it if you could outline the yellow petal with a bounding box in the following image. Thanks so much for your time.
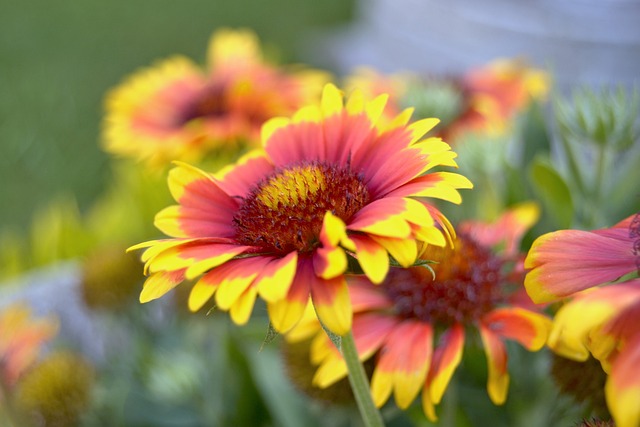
[370,369,393,407]
[352,236,389,284]
[261,117,290,146]
[311,277,352,336]
[139,271,184,303]
[229,287,258,325]
[366,93,389,128]
[312,356,348,388]
[256,252,299,303]
[371,235,417,268]
[267,298,307,334]
[321,83,344,117]
[345,88,365,115]
[292,104,322,123]
[188,277,218,312]
[408,117,440,144]
[383,107,414,131]
[216,276,258,310]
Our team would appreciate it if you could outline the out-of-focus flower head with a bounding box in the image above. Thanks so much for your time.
[14,351,95,427]
[550,354,609,419]
[289,203,550,420]
[524,212,640,427]
[460,58,548,129]
[0,304,58,389]
[344,58,549,143]
[102,28,329,168]
[81,244,143,311]
[129,83,472,336]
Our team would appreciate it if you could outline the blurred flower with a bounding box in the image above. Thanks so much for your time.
[291,203,549,420]
[344,68,464,132]
[0,304,58,389]
[524,212,640,427]
[102,28,328,167]
[129,83,472,336]
[14,351,94,427]
[457,57,549,137]
[550,354,609,418]
[344,58,548,143]
[343,67,407,117]
[81,244,143,311]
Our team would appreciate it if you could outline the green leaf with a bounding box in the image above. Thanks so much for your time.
[520,102,552,169]
[528,157,574,228]
[244,345,323,427]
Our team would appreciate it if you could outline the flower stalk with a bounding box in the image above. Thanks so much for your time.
[340,330,385,427]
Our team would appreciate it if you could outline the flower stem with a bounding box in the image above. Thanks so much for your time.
[341,330,385,427]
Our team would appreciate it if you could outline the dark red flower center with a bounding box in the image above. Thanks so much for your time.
[233,161,370,254]
[181,83,228,124]
[383,233,504,325]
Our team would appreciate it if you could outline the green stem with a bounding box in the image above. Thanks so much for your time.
[340,331,385,427]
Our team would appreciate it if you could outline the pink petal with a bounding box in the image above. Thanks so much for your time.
[214,151,274,197]
[347,276,393,313]
[264,120,326,167]
[524,229,637,303]
[482,307,551,351]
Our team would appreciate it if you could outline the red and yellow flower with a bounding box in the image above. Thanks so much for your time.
[452,57,549,138]
[102,28,328,167]
[0,304,58,390]
[129,83,472,336]
[525,213,640,427]
[289,203,550,419]
[344,58,549,142]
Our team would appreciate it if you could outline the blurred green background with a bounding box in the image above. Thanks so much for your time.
[0,0,354,232]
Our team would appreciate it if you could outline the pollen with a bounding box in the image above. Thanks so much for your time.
[233,161,370,254]
[383,233,504,325]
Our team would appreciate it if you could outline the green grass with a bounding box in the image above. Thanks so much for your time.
[0,0,353,231]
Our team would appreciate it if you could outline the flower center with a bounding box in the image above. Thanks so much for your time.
[383,233,504,325]
[233,161,370,254]
[181,84,227,124]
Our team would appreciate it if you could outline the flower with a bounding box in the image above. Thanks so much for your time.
[102,28,328,167]
[14,351,94,427]
[343,58,549,143]
[129,83,472,336]
[524,213,640,427]
[453,57,549,138]
[290,203,550,419]
[81,244,144,311]
[0,304,58,389]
